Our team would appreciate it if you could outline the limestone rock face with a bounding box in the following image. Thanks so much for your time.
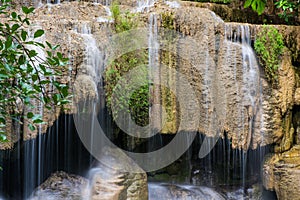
[295,88,300,105]
[88,147,148,200]
[263,146,300,200]
[1,0,300,152]
[263,154,280,191]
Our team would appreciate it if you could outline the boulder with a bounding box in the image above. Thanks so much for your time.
[29,171,88,200]
[263,145,300,200]
[88,147,148,200]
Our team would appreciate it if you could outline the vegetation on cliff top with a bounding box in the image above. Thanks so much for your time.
[0,0,71,141]
[245,0,299,22]
[254,26,284,86]
[186,0,300,24]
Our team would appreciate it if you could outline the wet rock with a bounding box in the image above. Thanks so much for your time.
[148,183,225,200]
[295,88,300,105]
[29,171,88,200]
[263,146,300,200]
[263,154,280,191]
[88,147,148,200]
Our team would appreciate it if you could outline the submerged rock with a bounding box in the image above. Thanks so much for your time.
[148,183,225,200]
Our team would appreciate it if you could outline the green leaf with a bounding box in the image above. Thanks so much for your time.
[32,74,38,82]
[33,118,44,124]
[57,52,63,60]
[5,36,12,49]
[244,0,253,8]
[34,29,44,38]
[34,42,45,48]
[32,114,44,124]
[18,55,26,65]
[21,30,27,41]
[33,85,41,92]
[25,41,34,45]
[22,6,29,14]
[26,63,33,73]
[11,12,17,19]
[0,133,7,142]
[29,50,37,58]
[40,80,51,85]
[61,86,69,97]
[39,64,46,73]
[28,7,35,14]
[24,97,30,105]
[46,51,52,57]
[22,6,34,15]
[23,18,30,26]
[0,117,5,124]
[52,45,60,51]
[43,96,50,104]
[251,1,257,11]
[11,24,20,32]
[257,0,266,15]
[27,112,34,119]
[46,41,52,49]
[28,123,35,131]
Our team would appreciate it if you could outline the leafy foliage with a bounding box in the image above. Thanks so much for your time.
[254,26,284,86]
[183,0,231,4]
[243,0,300,22]
[0,0,71,141]
[105,52,149,126]
[275,0,300,23]
[111,3,138,33]
[106,4,149,126]
[244,0,266,15]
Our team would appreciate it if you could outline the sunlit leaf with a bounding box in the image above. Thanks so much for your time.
[34,29,44,38]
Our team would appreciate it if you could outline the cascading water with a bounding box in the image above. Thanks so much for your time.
[79,24,102,86]
[137,0,157,12]
[192,23,266,198]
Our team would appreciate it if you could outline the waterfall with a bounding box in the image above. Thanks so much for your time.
[147,13,164,152]
[97,6,113,23]
[22,26,48,197]
[219,23,264,196]
[78,23,103,88]
[165,1,180,8]
[137,0,157,12]
[149,13,159,131]
[74,22,103,165]
[223,23,262,150]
